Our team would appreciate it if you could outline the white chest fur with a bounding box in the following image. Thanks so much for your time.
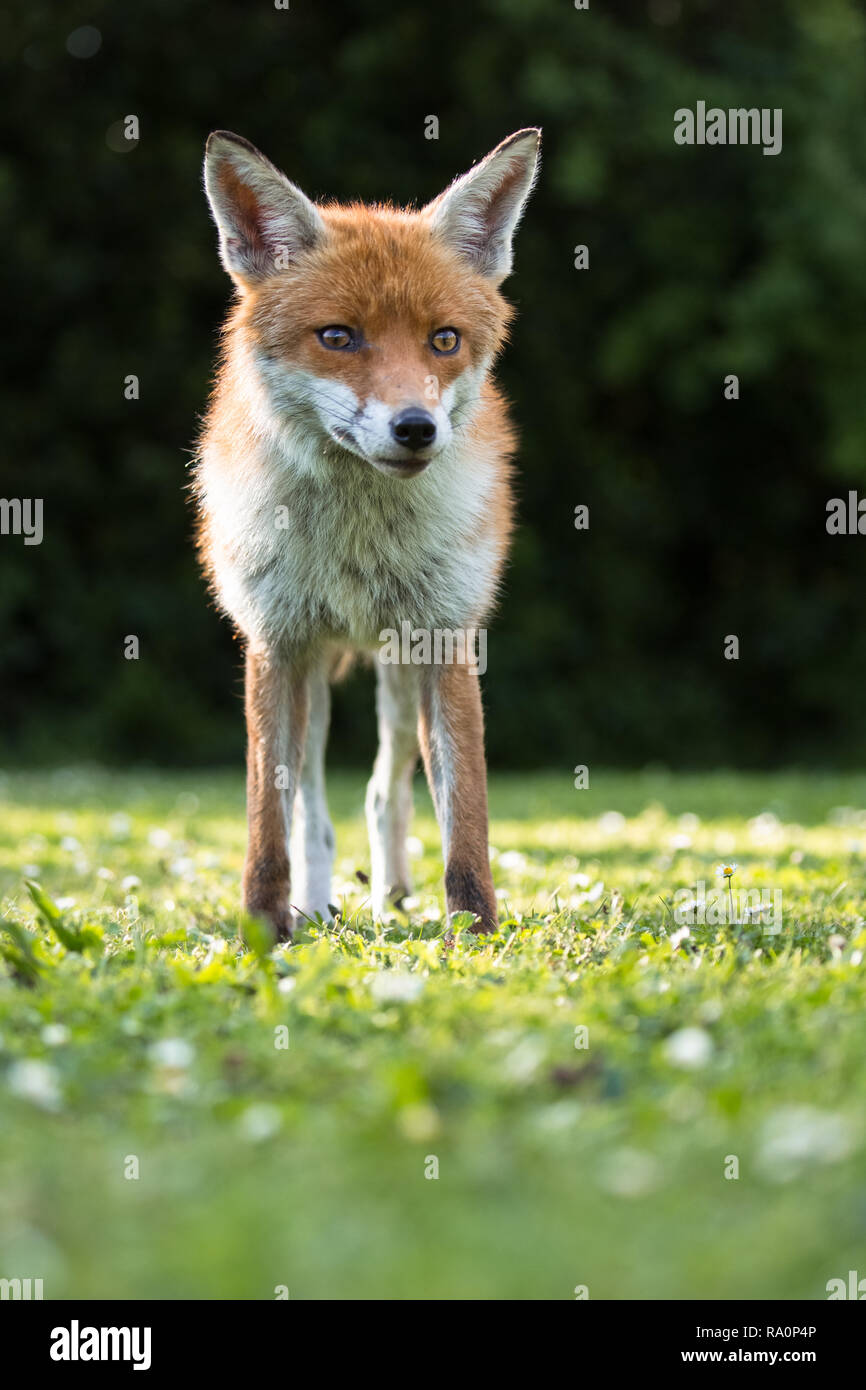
[199,431,502,653]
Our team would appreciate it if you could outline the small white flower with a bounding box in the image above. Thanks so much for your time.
[503,1036,545,1083]
[109,813,131,839]
[41,1024,69,1047]
[96,867,114,881]
[599,811,626,834]
[8,1059,61,1110]
[238,1103,282,1142]
[147,827,172,850]
[277,976,296,995]
[757,1106,854,1182]
[121,875,141,892]
[498,850,527,872]
[55,897,76,911]
[149,1038,194,1069]
[406,836,424,859]
[664,1027,714,1069]
[599,1147,661,1198]
[60,836,80,853]
[748,811,781,842]
[369,972,424,1004]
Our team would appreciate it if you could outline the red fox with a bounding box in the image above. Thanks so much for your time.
[194,128,540,939]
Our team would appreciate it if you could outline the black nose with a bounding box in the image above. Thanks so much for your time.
[390,407,437,451]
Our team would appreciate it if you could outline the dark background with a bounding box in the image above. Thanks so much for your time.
[3,0,866,769]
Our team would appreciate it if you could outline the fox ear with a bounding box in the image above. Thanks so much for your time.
[425,129,540,283]
[203,131,325,288]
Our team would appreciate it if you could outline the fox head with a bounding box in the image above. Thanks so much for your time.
[203,129,540,478]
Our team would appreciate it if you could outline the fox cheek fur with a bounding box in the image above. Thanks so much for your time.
[192,126,540,940]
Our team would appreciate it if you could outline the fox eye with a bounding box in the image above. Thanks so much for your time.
[317,326,356,350]
[430,327,460,355]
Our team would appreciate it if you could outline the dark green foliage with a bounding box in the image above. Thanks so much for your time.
[2,0,865,766]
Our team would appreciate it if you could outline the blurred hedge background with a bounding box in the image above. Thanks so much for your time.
[2,0,866,769]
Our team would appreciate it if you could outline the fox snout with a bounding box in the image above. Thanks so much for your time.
[375,406,437,476]
[390,407,436,452]
[314,386,451,478]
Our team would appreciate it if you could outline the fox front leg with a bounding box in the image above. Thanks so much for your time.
[418,662,498,933]
[242,647,309,942]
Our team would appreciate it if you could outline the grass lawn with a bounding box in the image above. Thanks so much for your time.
[1,766,865,1300]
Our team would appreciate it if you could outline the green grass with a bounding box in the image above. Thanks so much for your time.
[1,766,865,1300]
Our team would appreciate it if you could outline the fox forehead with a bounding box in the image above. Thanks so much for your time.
[244,205,511,368]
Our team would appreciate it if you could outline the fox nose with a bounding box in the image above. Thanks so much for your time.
[390,407,437,451]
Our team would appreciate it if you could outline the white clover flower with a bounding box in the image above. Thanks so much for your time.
[238,1104,282,1142]
[498,850,527,872]
[599,1147,661,1198]
[149,1038,194,1069]
[664,1027,714,1069]
[41,1024,69,1047]
[757,1106,855,1182]
[369,972,424,1004]
[503,1036,545,1083]
[8,1059,61,1110]
[748,811,781,842]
